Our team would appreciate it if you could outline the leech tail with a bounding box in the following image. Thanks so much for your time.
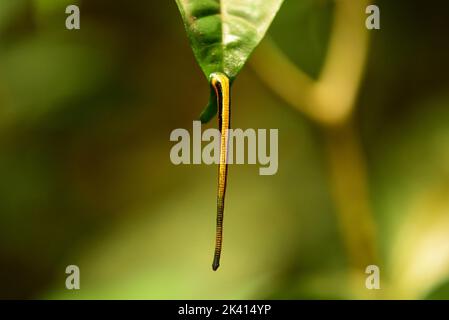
[211,72,230,271]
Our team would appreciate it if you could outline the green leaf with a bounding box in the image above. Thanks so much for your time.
[175,0,284,122]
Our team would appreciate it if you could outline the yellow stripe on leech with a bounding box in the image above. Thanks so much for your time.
[210,72,230,271]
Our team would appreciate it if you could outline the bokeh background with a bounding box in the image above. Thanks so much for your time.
[0,0,449,299]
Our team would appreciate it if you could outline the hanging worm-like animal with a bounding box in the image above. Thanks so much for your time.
[211,72,230,271]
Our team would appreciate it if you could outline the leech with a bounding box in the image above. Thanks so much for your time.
[211,72,230,271]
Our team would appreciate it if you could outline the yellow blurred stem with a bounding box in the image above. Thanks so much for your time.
[324,121,378,269]
[250,0,378,271]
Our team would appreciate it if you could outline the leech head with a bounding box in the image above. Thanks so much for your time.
[212,258,220,271]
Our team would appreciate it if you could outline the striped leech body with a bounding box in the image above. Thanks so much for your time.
[211,72,230,271]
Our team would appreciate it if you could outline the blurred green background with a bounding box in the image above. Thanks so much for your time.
[0,0,448,299]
